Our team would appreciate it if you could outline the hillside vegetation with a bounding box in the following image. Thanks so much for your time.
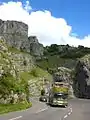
[0,39,52,114]
[36,44,90,70]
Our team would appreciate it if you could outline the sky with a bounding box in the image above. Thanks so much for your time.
[0,0,90,47]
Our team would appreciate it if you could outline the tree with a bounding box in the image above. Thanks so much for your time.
[47,44,59,53]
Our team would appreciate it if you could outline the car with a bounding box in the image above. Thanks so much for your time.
[39,96,47,102]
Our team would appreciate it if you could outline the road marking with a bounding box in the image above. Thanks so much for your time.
[62,105,72,119]
[68,104,72,109]
[70,108,72,113]
[36,107,48,114]
[9,116,22,120]
[68,112,71,115]
[64,115,68,118]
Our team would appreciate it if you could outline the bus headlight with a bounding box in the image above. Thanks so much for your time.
[59,101,63,103]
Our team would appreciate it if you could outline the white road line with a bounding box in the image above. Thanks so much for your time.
[64,114,68,119]
[68,106,71,109]
[68,105,72,109]
[70,108,72,113]
[68,112,71,115]
[9,116,22,120]
[36,107,48,114]
[62,105,72,119]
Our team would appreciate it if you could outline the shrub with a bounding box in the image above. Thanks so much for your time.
[30,68,38,77]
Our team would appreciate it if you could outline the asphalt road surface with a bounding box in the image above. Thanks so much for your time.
[0,98,90,120]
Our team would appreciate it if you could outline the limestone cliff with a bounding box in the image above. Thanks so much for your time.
[28,36,44,56]
[0,19,30,52]
[73,55,90,98]
[0,38,35,103]
[0,19,44,56]
[0,38,51,104]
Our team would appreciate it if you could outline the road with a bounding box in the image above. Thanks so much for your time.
[0,98,90,120]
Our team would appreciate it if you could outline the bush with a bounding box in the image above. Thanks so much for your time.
[0,72,15,95]
[30,68,38,77]
[0,71,29,102]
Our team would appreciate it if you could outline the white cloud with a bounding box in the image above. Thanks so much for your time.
[0,1,90,47]
[24,1,32,12]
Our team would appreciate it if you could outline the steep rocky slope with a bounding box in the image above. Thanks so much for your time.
[0,38,52,104]
[73,55,90,98]
[28,36,44,56]
[0,19,29,52]
[0,19,44,56]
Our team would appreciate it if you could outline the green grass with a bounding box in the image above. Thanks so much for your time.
[8,46,30,55]
[19,67,52,97]
[37,55,77,69]
[0,102,32,115]
[30,67,51,78]
[20,67,52,81]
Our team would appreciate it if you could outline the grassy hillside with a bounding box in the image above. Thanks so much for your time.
[37,44,90,70]
[36,55,77,70]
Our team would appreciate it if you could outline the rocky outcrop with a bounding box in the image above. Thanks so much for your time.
[51,67,75,98]
[0,38,52,103]
[74,57,90,98]
[0,38,35,103]
[52,67,72,83]
[0,19,44,56]
[0,38,34,74]
[0,19,30,52]
[28,36,44,56]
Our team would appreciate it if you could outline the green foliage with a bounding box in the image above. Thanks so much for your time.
[20,67,49,80]
[8,46,21,54]
[0,102,32,114]
[36,55,76,70]
[47,44,59,54]
[37,44,90,71]
[29,67,52,78]
[8,46,30,55]
[0,72,15,95]
[0,39,52,107]
[30,68,39,77]
[44,44,90,59]
[20,67,52,84]
[0,71,29,98]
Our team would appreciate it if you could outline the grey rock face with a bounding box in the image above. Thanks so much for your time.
[28,36,44,56]
[0,19,30,52]
[74,60,90,98]
[0,19,44,56]
[53,67,71,83]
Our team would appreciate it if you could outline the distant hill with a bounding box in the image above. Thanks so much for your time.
[36,44,90,70]
[44,44,90,58]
